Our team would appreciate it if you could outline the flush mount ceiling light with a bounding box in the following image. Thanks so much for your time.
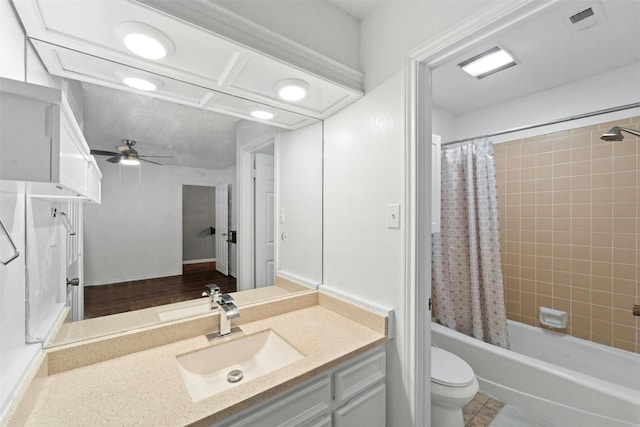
[115,21,174,60]
[274,79,310,102]
[116,70,162,92]
[122,76,157,91]
[249,107,277,120]
[458,46,517,79]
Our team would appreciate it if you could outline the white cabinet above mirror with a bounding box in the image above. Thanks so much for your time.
[0,77,102,203]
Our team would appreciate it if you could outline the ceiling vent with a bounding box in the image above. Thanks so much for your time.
[570,7,595,25]
[563,2,606,33]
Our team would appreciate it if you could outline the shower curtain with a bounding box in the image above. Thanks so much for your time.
[431,139,509,349]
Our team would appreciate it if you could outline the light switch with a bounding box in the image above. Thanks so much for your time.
[387,204,400,228]
[279,208,285,224]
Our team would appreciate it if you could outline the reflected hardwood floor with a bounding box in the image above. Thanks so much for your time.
[84,262,236,318]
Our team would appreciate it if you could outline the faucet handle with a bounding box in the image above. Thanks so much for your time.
[219,293,234,304]
[204,284,220,296]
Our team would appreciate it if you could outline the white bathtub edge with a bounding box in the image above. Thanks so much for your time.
[478,377,639,427]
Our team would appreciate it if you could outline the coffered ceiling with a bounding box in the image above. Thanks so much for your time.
[12,0,364,130]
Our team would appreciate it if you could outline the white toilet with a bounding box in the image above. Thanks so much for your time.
[431,347,479,427]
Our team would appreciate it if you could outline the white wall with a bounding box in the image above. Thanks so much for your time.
[276,122,323,286]
[0,0,66,418]
[84,164,233,285]
[324,72,408,425]
[215,0,360,71]
[432,105,457,143]
[360,0,494,91]
[0,185,39,420]
[454,62,640,143]
[24,198,67,343]
[322,2,503,424]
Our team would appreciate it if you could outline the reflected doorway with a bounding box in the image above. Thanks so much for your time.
[182,185,216,266]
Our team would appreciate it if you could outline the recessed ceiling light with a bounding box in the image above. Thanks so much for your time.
[122,76,157,91]
[459,46,517,79]
[249,108,277,120]
[274,79,310,102]
[115,22,174,60]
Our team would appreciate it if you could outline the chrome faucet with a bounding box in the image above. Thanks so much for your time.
[202,284,240,339]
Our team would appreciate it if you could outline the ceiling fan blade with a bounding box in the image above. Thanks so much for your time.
[90,149,119,156]
[140,158,163,165]
[139,155,174,158]
[107,156,120,163]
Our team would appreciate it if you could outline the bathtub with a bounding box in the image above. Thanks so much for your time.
[431,320,640,427]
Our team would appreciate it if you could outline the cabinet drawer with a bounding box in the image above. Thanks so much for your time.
[334,383,386,427]
[333,349,386,405]
[303,414,332,427]
[228,376,331,427]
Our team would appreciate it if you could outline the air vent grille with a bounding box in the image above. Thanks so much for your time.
[570,7,595,24]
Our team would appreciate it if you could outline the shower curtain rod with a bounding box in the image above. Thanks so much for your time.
[441,102,640,147]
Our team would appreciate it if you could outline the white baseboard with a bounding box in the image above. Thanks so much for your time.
[182,258,216,265]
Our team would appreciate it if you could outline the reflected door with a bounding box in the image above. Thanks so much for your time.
[254,153,275,287]
[215,184,229,276]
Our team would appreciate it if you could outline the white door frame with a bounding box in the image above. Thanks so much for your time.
[403,1,558,424]
[215,184,230,275]
[237,135,276,291]
[254,153,275,287]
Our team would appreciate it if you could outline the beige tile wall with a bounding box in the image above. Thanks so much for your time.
[494,116,640,354]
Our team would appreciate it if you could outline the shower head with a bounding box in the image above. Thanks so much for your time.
[600,126,640,141]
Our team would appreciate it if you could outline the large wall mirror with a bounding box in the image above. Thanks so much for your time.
[43,44,324,347]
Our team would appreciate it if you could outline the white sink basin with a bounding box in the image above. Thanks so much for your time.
[158,302,210,321]
[176,330,304,401]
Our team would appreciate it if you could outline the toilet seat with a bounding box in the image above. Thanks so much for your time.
[431,347,475,387]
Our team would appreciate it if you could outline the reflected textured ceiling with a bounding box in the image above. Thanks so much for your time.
[82,83,240,170]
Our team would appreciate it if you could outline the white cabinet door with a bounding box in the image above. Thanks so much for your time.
[228,376,331,427]
[334,349,386,405]
[59,103,88,196]
[333,383,386,427]
[0,89,58,182]
[86,160,102,204]
[0,78,99,200]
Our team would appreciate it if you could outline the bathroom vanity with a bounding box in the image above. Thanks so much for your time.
[3,291,388,426]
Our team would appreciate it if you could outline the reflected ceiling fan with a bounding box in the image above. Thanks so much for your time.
[90,139,173,166]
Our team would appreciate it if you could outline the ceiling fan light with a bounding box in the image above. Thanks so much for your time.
[274,79,310,102]
[120,154,140,166]
[115,21,174,60]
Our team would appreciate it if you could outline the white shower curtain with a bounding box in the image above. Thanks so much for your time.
[431,139,509,349]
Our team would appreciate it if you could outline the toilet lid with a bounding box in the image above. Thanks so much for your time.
[431,347,475,387]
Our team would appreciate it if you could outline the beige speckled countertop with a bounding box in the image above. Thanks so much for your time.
[8,292,387,426]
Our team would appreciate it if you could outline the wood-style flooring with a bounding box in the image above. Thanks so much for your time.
[84,262,236,318]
